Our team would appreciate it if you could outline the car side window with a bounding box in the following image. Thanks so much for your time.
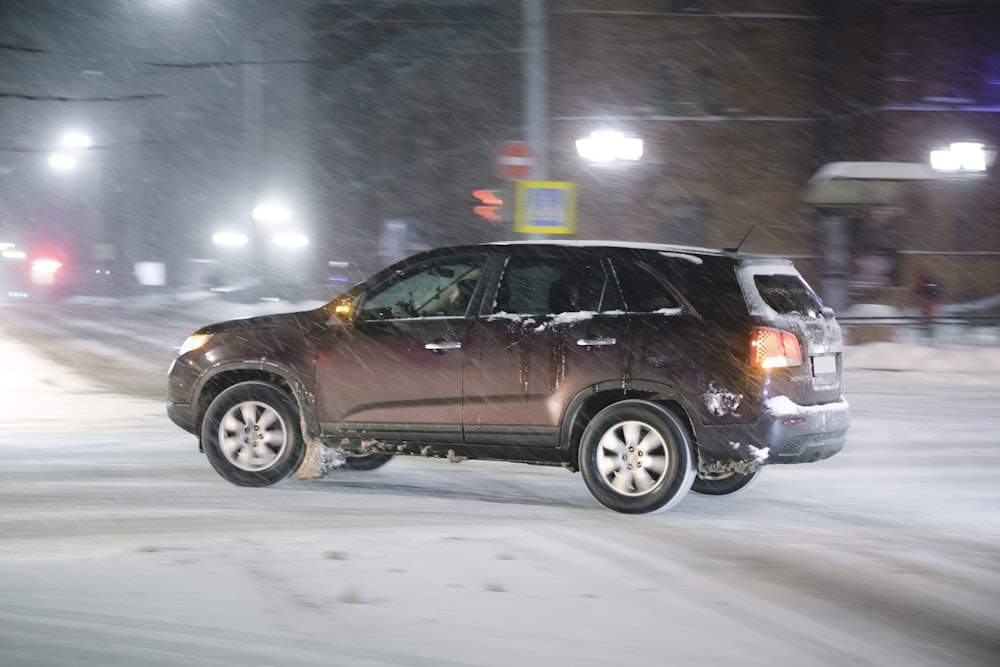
[613,260,683,313]
[359,259,482,320]
[493,255,619,315]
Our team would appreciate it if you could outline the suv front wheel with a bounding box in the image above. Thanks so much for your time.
[201,381,306,487]
[579,400,695,514]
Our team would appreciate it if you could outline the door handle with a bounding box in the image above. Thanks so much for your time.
[425,341,462,353]
[576,337,617,347]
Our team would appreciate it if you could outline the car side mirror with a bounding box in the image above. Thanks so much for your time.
[329,296,357,324]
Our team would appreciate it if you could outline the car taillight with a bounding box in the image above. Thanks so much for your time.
[750,327,802,369]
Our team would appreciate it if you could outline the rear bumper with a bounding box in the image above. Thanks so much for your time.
[695,396,850,469]
[759,396,850,463]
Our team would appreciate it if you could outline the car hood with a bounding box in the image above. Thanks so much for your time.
[196,309,321,335]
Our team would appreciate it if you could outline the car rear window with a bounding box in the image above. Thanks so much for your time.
[753,274,824,316]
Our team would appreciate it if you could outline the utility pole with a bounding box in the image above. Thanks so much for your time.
[522,0,548,181]
[243,39,264,193]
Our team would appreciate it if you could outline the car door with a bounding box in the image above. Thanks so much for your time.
[610,252,721,413]
[313,253,488,444]
[463,248,628,448]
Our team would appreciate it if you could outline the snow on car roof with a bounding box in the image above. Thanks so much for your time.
[487,239,793,262]
[488,239,727,255]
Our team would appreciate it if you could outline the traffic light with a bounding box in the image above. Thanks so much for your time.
[472,189,504,221]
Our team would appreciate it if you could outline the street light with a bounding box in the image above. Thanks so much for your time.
[47,153,78,172]
[252,201,292,224]
[212,231,249,247]
[60,131,93,150]
[576,130,644,163]
[929,142,996,174]
[48,130,94,172]
[47,128,114,276]
[574,131,645,240]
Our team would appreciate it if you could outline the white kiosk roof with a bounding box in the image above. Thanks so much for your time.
[802,162,938,206]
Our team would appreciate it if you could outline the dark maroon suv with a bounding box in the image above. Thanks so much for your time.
[167,241,849,514]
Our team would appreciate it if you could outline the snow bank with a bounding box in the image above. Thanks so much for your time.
[844,342,1000,373]
[843,303,902,319]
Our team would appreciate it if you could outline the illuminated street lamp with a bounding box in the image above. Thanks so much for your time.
[252,201,292,224]
[48,153,78,172]
[48,130,94,172]
[575,131,645,239]
[2,245,27,260]
[576,130,643,164]
[46,128,114,272]
[929,142,996,174]
[249,200,312,282]
[212,231,249,247]
[60,130,93,150]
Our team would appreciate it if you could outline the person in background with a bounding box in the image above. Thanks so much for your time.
[915,271,941,336]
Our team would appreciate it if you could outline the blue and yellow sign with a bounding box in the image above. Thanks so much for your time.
[514,181,577,235]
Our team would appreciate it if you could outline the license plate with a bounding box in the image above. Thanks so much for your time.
[812,355,837,376]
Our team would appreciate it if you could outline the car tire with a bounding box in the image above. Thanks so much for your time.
[690,468,763,496]
[340,453,394,471]
[579,400,695,514]
[201,381,306,487]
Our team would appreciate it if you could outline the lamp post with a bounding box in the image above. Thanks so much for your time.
[48,130,93,172]
[212,231,249,247]
[929,142,995,175]
[48,129,110,276]
[926,141,996,321]
[250,200,310,285]
[576,131,644,164]
[252,201,292,225]
[576,130,644,239]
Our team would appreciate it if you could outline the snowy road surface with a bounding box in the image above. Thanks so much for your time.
[1,303,1000,666]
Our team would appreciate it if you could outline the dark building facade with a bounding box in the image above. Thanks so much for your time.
[309,0,999,309]
[308,2,522,277]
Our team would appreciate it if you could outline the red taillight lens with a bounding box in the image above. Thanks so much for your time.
[750,327,802,369]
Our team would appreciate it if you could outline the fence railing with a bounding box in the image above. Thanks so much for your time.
[837,314,1000,347]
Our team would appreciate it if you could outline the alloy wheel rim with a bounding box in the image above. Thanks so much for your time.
[595,420,670,497]
[218,400,288,471]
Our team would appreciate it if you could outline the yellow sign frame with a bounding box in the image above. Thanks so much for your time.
[514,181,577,235]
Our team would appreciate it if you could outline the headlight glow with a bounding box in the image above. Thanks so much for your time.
[179,333,212,356]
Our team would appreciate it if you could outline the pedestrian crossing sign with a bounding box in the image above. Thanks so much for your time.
[514,181,577,235]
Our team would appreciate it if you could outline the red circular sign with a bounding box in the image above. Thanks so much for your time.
[494,141,534,180]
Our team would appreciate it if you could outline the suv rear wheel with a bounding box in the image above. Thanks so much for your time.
[579,400,695,514]
[691,469,763,496]
[341,452,394,471]
[201,381,306,487]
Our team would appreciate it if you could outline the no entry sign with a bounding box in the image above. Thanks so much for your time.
[494,141,534,180]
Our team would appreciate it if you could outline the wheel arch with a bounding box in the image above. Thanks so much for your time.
[193,363,316,451]
[561,380,700,472]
